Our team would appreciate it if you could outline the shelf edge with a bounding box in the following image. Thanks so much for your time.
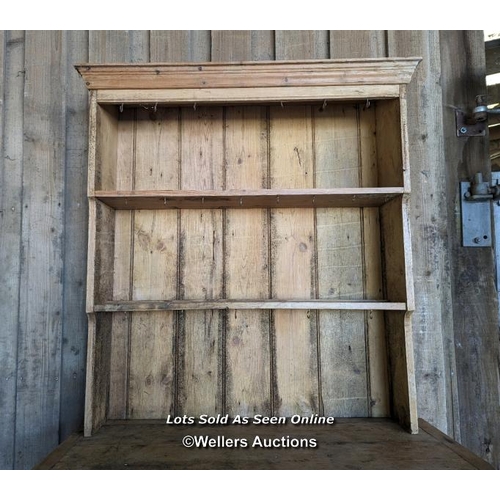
[93,188,406,210]
[93,300,407,312]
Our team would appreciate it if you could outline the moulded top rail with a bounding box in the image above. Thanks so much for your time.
[75,58,421,92]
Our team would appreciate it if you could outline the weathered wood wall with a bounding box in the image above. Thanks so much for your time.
[0,30,498,469]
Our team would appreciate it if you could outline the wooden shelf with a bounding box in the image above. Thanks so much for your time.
[93,300,407,312]
[94,188,405,210]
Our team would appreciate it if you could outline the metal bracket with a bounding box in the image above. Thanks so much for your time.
[460,172,497,247]
[461,182,491,246]
[492,173,500,290]
[455,109,486,137]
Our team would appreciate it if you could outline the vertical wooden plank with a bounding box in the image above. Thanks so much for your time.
[360,104,389,417]
[133,108,179,190]
[132,109,179,308]
[384,310,417,432]
[178,107,224,415]
[315,104,359,188]
[89,30,150,63]
[89,30,149,63]
[115,109,135,192]
[150,30,211,414]
[314,102,368,417]
[0,30,24,470]
[128,31,150,63]
[84,314,112,436]
[211,30,274,61]
[86,91,97,197]
[388,30,458,436]
[440,30,500,467]
[85,192,97,315]
[0,31,3,153]
[224,112,270,415]
[87,199,115,304]
[380,200,414,307]
[272,31,326,416]
[330,29,390,418]
[84,314,96,436]
[89,31,150,422]
[330,30,386,59]
[275,31,329,59]
[59,31,89,441]
[127,312,174,419]
[212,30,273,416]
[15,31,66,469]
[107,307,128,420]
[380,196,418,432]
[375,100,404,188]
[94,106,118,191]
[269,105,318,416]
[93,202,115,307]
[83,113,100,482]
[0,31,7,468]
[150,31,211,62]
[85,196,115,435]
[108,107,134,418]
[128,108,179,418]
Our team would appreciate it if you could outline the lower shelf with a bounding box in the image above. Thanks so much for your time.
[34,418,493,470]
[93,300,407,312]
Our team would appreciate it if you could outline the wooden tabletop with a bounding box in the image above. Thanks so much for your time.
[34,418,493,470]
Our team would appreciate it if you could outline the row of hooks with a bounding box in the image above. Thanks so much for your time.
[156,195,319,206]
[118,99,371,113]
[119,102,159,113]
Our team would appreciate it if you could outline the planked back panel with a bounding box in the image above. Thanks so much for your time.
[94,100,400,420]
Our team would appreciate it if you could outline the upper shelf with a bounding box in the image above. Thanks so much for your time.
[76,58,421,105]
[94,188,405,210]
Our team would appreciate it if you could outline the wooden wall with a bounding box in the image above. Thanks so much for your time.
[0,30,498,469]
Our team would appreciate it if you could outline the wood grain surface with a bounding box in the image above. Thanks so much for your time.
[34,418,493,470]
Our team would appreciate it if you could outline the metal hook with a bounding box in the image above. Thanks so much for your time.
[365,98,371,109]
[322,100,327,110]
[239,197,243,206]
[164,197,167,205]
[119,103,124,113]
[193,102,197,111]
[154,102,158,113]
[277,195,280,204]
[280,101,284,108]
